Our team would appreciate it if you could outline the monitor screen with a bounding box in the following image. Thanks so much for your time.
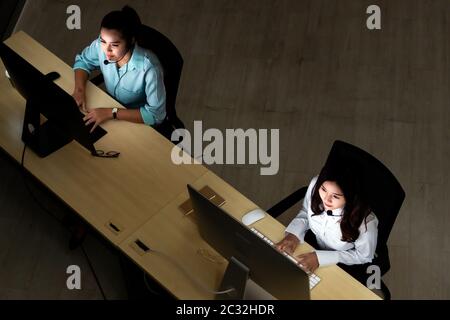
[0,42,106,157]
[187,184,310,300]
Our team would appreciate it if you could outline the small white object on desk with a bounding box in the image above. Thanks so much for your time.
[241,208,266,226]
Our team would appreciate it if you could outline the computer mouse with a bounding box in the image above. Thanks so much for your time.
[45,71,61,81]
[241,208,266,226]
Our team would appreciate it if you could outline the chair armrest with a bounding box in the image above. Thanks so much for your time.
[170,116,185,130]
[373,244,390,276]
[266,186,308,218]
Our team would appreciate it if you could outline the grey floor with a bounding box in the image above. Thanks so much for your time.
[1,0,449,299]
[0,150,129,299]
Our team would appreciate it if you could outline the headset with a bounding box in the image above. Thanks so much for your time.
[113,63,129,98]
[103,38,134,65]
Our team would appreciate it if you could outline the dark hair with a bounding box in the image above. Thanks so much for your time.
[310,163,371,242]
[100,5,142,49]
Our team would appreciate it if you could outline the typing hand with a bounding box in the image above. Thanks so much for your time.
[72,89,87,112]
[296,252,319,273]
[83,108,112,133]
[275,233,300,255]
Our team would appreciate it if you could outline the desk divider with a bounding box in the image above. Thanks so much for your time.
[179,185,225,217]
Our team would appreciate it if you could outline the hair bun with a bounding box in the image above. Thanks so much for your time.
[121,5,142,39]
[121,5,142,25]
[101,6,142,47]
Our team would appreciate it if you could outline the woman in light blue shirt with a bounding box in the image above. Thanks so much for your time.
[68,6,166,249]
[72,6,166,131]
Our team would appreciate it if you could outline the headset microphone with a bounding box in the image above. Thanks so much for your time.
[103,54,125,65]
[103,46,132,66]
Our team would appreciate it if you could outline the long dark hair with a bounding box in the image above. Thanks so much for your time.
[100,6,142,49]
[310,163,371,242]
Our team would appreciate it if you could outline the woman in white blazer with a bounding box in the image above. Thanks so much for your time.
[276,164,378,285]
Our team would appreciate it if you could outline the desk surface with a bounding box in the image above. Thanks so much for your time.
[0,31,380,300]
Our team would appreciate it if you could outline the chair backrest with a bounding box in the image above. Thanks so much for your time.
[136,25,184,127]
[324,140,405,272]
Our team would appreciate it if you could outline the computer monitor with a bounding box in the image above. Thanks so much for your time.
[187,184,310,300]
[0,42,106,157]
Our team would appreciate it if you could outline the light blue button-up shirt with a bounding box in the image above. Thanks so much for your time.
[73,37,166,126]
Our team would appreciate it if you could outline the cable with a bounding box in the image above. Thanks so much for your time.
[143,271,163,296]
[20,145,63,224]
[20,144,107,300]
[20,145,233,298]
[146,247,235,296]
[81,244,107,300]
[113,63,129,98]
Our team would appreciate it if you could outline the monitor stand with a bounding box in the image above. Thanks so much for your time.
[216,256,249,300]
[21,99,73,158]
[217,257,276,300]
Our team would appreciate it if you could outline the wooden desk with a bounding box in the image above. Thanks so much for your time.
[120,171,380,300]
[0,31,207,245]
[0,31,380,300]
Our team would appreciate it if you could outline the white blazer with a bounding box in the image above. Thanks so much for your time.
[285,176,378,266]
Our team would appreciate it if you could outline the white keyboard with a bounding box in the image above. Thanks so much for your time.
[250,227,321,290]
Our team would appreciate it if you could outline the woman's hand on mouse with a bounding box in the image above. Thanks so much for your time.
[275,233,300,255]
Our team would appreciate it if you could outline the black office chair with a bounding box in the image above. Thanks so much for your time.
[91,24,185,140]
[267,140,405,299]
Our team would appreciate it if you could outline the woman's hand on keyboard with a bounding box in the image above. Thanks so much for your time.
[72,89,87,113]
[295,252,319,273]
[275,233,300,255]
[83,108,113,133]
